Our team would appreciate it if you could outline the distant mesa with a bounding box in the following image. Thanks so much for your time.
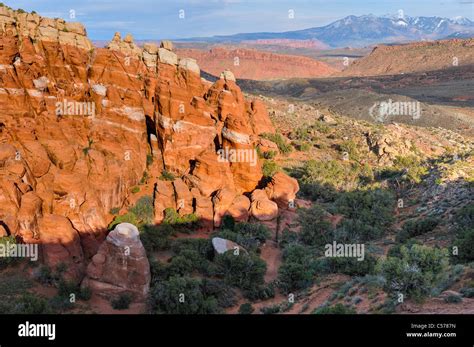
[176,47,338,80]
[340,38,474,76]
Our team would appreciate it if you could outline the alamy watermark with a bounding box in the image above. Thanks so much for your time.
[56,99,95,117]
[217,148,258,167]
[0,241,38,261]
[325,241,365,261]
[369,99,421,123]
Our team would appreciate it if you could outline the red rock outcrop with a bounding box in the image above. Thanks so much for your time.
[265,172,300,209]
[81,223,150,301]
[0,8,299,286]
[176,47,338,80]
[38,214,85,283]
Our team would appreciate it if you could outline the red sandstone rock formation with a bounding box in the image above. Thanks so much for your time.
[0,8,299,287]
[81,223,150,301]
[176,47,338,80]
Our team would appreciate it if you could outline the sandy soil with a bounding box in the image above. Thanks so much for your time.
[260,241,282,283]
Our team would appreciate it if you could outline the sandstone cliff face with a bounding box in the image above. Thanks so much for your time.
[0,9,298,282]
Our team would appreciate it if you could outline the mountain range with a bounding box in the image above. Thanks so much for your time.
[183,14,474,47]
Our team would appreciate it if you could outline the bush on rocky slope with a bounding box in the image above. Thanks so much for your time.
[149,276,222,314]
[377,244,448,300]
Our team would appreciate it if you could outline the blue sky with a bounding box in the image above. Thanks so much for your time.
[7,0,474,40]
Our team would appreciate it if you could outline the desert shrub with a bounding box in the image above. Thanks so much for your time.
[292,126,313,141]
[160,171,175,181]
[149,276,221,314]
[302,159,348,187]
[201,279,237,308]
[293,122,331,139]
[34,264,67,286]
[431,264,465,297]
[57,280,91,301]
[167,255,194,276]
[444,294,462,304]
[109,207,121,215]
[395,229,410,243]
[454,204,474,232]
[239,303,254,314]
[298,206,333,247]
[357,274,387,290]
[140,224,175,253]
[108,195,156,229]
[332,189,395,236]
[149,260,171,285]
[300,160,366,201]
[300,182,338,202]
[292,140,312,152]
[108,212,138,230]
[260,304,281,314]
[460,288,474,298]
[171,238,214,259]
[262,160,280,178]
[339,139,360,161]
[377,244,449,300]
[35,265,54,285]
[333,219,385,243]
[14,293,52,314]
[299,142,312,152]
[393,155,429,184]
[139,171,149,185]
[111,293,133,310]
[221,215,235,231]
[452,228,474,264]
[0,236,18,269]
[131,186,140,194]
[359,163,375,184]
[313,303,356,314]
[278,243,316,293]
[129,195,154,225]
[280,229,299,247]
[244,283,276,301]
[146,154,154,167]
[313,121,332,134]
[321,254,377,276]
[169,239,216,276]
[261,133,293,155]
[214,252,266,292]
[163,208,199,226]
[263,150,277,160]
[0,271,36,313]
[216,222,270,252]
[278,261,314,294]
[48,295,74,312]
[388,239,421,257]
[402,217,439,238]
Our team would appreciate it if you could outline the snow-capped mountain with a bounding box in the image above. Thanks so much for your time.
[189,14,474,47]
